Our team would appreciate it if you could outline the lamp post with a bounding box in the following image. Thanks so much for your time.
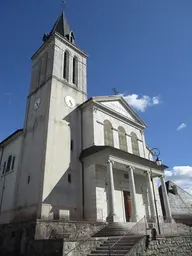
[148,148,162,235]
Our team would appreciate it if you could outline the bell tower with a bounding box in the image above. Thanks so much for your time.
[15,12,88,221]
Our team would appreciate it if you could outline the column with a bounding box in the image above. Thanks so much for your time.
[106,160,116,222]
[146,171,156,221]
[160,176,172,222]
[128,166,138,222]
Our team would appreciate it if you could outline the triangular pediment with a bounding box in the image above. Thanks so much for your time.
[92,96,146,127]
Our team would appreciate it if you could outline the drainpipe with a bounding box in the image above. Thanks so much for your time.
[0,146,5,213]
[0,146,4,168]
[80,108,85,219]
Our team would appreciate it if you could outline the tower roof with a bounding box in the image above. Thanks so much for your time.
[43,11,75,43]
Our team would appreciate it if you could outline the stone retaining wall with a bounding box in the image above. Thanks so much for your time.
[129,235,192,256]
[35,220,105,239]
[0,220,105,255]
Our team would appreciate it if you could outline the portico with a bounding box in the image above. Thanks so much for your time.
[80,145,172,224]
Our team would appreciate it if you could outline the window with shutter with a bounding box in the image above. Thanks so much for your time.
[104,120,114,147]
[118,126,127,152]
[11,156,15,170]
[6,155,12,172]
[131,132,140,156]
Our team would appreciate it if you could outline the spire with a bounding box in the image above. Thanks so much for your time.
[43,12,75,44]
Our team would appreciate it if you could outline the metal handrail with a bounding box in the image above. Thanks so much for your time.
[108,216,147,255]
[63,221,108,256]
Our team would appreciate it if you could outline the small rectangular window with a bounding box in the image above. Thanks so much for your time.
[68,174,71,183]
[124,173,129,179]
[11,156,15,170]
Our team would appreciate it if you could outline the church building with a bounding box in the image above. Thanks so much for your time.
[0,12,172,226]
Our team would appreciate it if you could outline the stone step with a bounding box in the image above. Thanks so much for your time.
[92,249,129,254]
[106,235,142,241]
[89,254,126,256]
[101,242,136,247]
[99,245,133,250]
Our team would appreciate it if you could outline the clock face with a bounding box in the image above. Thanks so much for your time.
[34,97,41,110]
[65,96,76,108]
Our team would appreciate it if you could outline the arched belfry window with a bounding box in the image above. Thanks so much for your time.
[118,126,127,152]
[63,51,69,81]
[131,132,140,156]
[104,120,114,147]
[72,56,78,86]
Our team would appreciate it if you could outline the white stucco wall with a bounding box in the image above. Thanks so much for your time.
[16,34,88,221]
[16,80,51,213]
[0,134,22,223]
[82,107,94,149]
[84,164,97,221]
[41,37,87,220]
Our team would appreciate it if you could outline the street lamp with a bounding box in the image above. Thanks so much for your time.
[148,148,161,235]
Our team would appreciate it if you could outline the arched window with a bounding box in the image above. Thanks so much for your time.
[72,56,78,86]
[118,126,127,152]
[104,120,114,146]
[131,132,140,156]
[63,51,69,81]
[6,155,12,172]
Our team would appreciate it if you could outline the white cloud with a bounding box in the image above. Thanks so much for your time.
[177,123,187,131]
[123,94,160,112]
[165,166,192,195]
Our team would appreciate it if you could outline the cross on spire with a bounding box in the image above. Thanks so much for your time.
[61,0,67,11]
[112,88,119,95]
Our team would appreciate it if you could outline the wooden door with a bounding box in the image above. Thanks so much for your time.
[123,191,132,222]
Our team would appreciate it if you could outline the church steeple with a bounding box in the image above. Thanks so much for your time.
[43,11,75,44]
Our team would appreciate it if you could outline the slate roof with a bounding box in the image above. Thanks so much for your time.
[159,180,192,218]
[43,11,74,43]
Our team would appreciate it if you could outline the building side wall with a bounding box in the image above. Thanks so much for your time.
[0,135,22,223]
[15,80,52,216]
[82,107,94,149]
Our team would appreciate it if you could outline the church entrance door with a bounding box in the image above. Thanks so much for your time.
[123,191,132,222]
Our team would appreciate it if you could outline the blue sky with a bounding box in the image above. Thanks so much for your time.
[0,0,192,191]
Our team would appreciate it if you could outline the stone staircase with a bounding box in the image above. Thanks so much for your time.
[92,222,136,237]
[89,222,145,255]
[88,235,143,256]
[88,221,192,256]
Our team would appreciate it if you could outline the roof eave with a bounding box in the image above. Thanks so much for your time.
[0,129,23,147]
